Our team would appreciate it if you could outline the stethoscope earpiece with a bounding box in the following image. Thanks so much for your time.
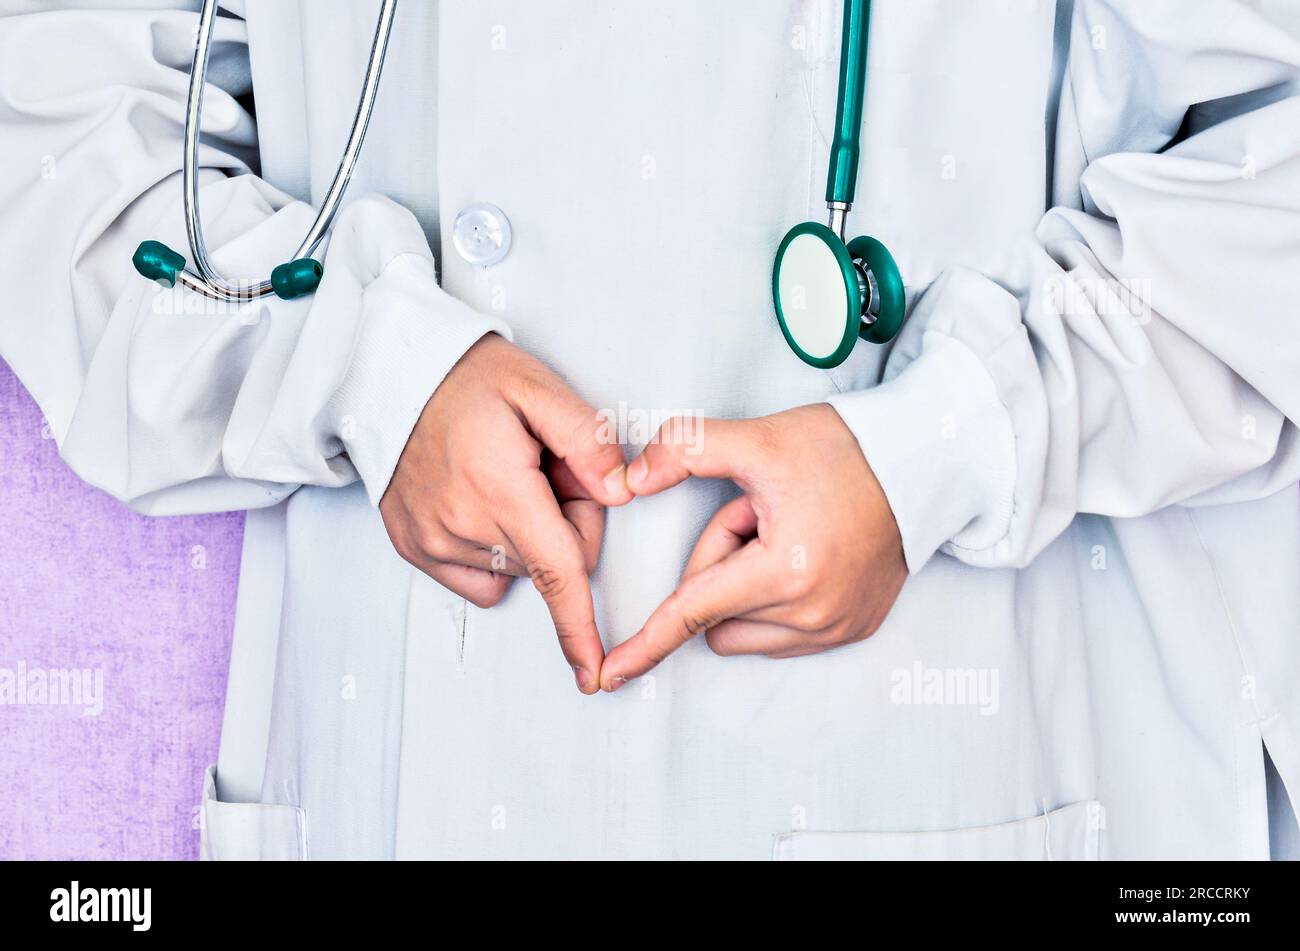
[133,0,397,303]
[132,240,323,301]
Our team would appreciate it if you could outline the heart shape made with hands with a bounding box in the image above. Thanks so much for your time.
[381,335,905,698]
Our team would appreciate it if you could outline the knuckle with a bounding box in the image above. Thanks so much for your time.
[437,502,472,539]
[793,598,838,632]
[508,363,557,406]
[529,562,570,600]
[811,623,846,647]
[748,415,785,456]
[415,524,454,562]
[552,621,581,644]
[677,601,720,638]
[431,498,462,535]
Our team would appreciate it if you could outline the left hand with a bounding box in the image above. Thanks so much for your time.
[599,404,908,691]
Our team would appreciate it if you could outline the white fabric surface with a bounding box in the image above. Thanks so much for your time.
[2,0,1298,858]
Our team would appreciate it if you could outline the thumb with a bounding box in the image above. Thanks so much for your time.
[511,376,631,507]
[625,416,764,497]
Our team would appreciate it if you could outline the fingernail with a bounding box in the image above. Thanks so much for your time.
[602,464,627,498]
[628,455,649,488]
[605,675,628,693]
[574,666,595,692]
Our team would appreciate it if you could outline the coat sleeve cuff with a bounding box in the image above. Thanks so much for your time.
[332,252,510,506]
[825,334,1016,572]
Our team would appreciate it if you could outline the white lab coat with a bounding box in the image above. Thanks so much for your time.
[1,0,1298,859]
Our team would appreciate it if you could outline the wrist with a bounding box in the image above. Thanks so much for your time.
[825,335,1015,571]
[332,255,510,505]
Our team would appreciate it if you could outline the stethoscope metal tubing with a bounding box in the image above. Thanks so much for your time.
[173,268,263,302]
[181,0,398,301]
[827,201,850,240]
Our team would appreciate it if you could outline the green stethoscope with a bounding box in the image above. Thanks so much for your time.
[134,0,904,368]
[773,0,905,367]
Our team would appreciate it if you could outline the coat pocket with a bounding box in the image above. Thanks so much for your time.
[199,765,308,861]
[772,800,1103,860]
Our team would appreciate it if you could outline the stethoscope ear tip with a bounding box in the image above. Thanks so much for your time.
[270,258,324,301]
[133,240,186,288]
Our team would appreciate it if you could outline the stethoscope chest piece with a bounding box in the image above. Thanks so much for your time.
[772,222,903,368]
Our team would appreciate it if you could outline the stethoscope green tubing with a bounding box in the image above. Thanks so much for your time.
[827,0,870,206]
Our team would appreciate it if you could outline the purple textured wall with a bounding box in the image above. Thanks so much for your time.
[0,361,242,860]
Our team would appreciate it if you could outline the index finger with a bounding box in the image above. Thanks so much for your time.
[598,542,778,691]
[503,473,606,695]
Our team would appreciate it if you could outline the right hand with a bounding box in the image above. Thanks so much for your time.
[380,333,631,694]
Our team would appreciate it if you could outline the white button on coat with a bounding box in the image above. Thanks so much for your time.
[452,202,512,266]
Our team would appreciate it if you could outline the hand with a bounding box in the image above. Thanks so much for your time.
[380,333,631,694]
[598,404,906,691]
